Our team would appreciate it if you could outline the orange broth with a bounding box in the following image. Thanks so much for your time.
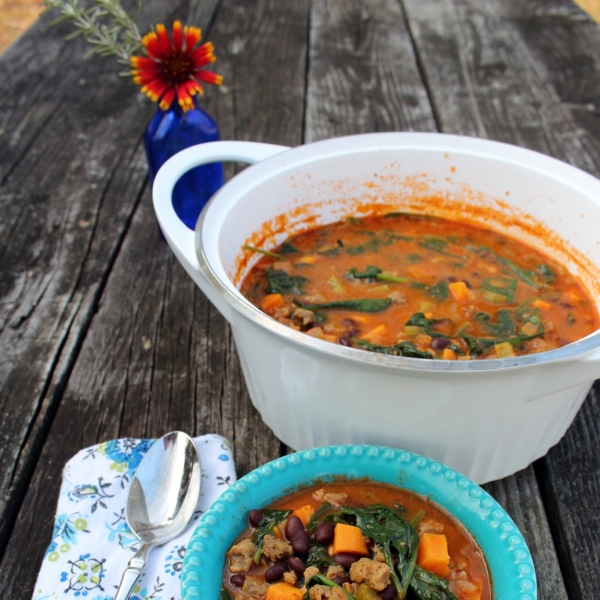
[222,481,491,600]
[240,213,599,360]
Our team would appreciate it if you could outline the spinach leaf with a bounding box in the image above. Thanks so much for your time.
[355,339,434,359]
[347,266,408,285]
[303,574,354,600]
[346,238,383,255]
[318,246,341,257]
[427,281,449,302]
[347,217,364,225]
[314,312,327,325]
[280,241,299,254]
[250,508,291,563]
[265,268,309,295]
[481,278,517,303]
[384,212,438,221]
[536,264,556,283]
[405,313,448,338]
[220,588,234,600]
[474,310,517,337]
[469,245,540,289]
[294,298,392,313]
[418,236,449,254]
[337,505,420,598]
[306,503,334,532]
[410,566,459,600]
[306,542,337,570]
[347,266,382,280]
[462,307,545,354]
[243,244,282,259]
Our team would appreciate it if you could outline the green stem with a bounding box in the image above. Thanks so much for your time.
[243,245,282,259]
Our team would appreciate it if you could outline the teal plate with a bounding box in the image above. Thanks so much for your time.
[181,445,537,600]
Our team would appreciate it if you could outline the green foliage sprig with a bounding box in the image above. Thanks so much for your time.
[43,0,143,64]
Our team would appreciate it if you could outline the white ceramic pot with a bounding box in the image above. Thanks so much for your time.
[153,133,600,484]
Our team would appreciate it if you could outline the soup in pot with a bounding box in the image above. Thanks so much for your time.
[240,213,599,360]
[221,481,491,600]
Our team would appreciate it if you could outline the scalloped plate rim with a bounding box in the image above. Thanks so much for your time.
[181,445,537,600]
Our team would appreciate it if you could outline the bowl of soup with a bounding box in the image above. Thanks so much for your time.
[153,132,600,483]
[180,445,536,600]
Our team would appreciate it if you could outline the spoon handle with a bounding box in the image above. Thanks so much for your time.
[114,543,154,600]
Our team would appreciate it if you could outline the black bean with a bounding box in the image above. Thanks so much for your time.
[334,553,360,569]
[265,563,286,583]
[339,328,359,347]
[290,529,310,555]
[333,577,351,586]
[431,337,451,351]
[379,584,395,600]
[287,556,306,575]
[230,574,245,587]
[285,516,304,539]
[314,521,335,545]
[249,510,263,527]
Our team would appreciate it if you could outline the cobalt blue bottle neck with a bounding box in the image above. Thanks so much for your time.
[144,97,225,231]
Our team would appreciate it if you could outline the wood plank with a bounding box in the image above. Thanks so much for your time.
[496,0,600,157]
[483,469,567,600]
[535,382,600,600]
[0,0,219,562]
[0,0,224,554]
[305,0,437,142]
[0,0,310,596]
[398,0,595,596]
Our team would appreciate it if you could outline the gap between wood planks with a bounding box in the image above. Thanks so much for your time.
[0,0,225,564]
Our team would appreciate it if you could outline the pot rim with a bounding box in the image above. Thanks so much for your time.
[194,132,600,373]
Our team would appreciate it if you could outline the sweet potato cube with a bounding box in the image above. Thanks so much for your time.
[532,299,551,310]
[416,533,450,577]
[265,582,304,600]
[449,281,469,301]
[261,293,286,313]
[291,505,314,527]
[362,324,388,344]
[332,523,369,556]
[442,348,457,360]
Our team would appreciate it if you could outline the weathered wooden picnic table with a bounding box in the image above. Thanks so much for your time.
[1,0,600,597]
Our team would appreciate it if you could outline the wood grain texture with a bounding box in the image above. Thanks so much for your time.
[0,0,310,596]
[535,382,600,600]
[0,0,222,555]
[305,0,437,143]
[497,0,600,159]
[402,0,600,180]
[483,468,567,600]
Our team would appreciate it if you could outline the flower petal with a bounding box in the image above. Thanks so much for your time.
[172,20,183,52]
[156,24,174,55]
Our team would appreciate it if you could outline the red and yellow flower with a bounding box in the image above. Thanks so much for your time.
[131,21,223,111]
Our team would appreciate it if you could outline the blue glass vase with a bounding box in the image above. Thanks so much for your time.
[144,98,224,230]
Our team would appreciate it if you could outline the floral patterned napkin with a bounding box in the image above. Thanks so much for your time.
[32,434,236,600]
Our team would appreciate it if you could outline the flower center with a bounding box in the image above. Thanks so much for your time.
[162,53,192,83]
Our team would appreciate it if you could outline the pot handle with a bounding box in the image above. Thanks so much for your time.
[153,141,290,321]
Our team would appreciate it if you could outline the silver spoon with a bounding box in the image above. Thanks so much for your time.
[115,431,202,600]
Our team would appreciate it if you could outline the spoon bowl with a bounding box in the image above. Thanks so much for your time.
[115,431,201,600]
[127,431,201,543]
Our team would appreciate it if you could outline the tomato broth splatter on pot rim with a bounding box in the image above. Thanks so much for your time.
[240,213,599,360]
